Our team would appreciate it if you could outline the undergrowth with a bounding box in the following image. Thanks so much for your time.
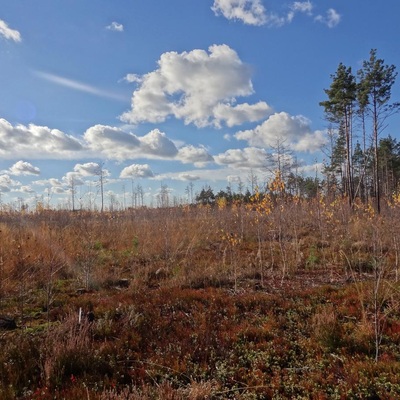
[0,198,399,398]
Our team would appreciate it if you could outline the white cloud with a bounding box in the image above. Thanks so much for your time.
[155,172,202,182]
[0,175,11,192]
[123,74,142,83]
[0,118,83,159]
[120,44,264,128]
[212,0,318,27]
[235,112,326,152]
[18,185,35,193]
[0,118,212,164]
[177,145,214,166]
[291,1,313,13]
[140,129,178,157]
[0,175,19,192]
[35,183,66,195]
[33,178,62,187]
[106,21,124,32]
[120,164,154,179]
[178,173,201,181]
[84,125,140,155]
[51,186,67,194]
[287,1,313,22]
[156,166,255,183]
[83,125,178,160]
[73,162,106,177]
[300,162,324,176]
[294,130,327,152]
[212,1,340,28]
[215,147,269,168]
[211,0,267,26]
[0,19,21,42]
[62,172,85,187]
[213,101,272,128]
[9,161,40,176]
[315,8,341,28]
[34,71,127,101]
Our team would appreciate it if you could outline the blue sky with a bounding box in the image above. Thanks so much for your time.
[1,1,400,209]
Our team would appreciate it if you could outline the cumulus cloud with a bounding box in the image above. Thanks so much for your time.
[300,162,324,175]
[18,185,35,193]
[0,19,21,42]
[120,164,154,179]
[62,172,85,187]
[106,21,124,32]
[0,119,83,159]
[73,162,104,177]
[1,119,211,165]
[84,125,140,154]
[315,8,341,28]
[84,125,178,160]
[0,175,11,192]
[9,161,40,176]
[227,175,240,183]
[294,130,327,152]
[33,178,62,187]
[215,147,269,169]
[120,44,269,128]
[51,186,67,194]
[140,129,178,157]
[31,180,66,195]
[177,145,214,166]
[235,112,326,152]
[213,101,272,128]
[0,175,19,192]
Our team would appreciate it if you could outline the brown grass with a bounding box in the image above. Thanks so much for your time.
[0,198,400,398]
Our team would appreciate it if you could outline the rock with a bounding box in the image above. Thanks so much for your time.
[116,278,130,288]
[0,316,17,330]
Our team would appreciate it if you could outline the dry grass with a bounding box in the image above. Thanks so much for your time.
[0,198,400,398]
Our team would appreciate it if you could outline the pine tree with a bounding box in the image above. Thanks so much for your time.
[378,136,400,196]
[320,63,357,206]
[352,141,366,200]
[358,49,400,212]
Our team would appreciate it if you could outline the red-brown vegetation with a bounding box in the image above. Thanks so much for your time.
[0,194,400,398]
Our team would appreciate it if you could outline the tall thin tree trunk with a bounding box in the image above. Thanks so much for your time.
[345,110,354,207]
[373,106,381,213]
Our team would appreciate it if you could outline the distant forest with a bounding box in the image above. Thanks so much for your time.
[194,49,400,213]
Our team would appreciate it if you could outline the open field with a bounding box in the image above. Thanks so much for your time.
[1,196,400,399]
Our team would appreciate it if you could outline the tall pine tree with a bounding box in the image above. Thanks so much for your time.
[358,49,400,212]
[320,63,357,206]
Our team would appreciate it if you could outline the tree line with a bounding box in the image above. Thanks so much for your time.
[195,174,320,206]
[321,49,400,212]
[195,49,400,210]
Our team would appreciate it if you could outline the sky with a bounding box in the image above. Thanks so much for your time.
[1,1,400,209]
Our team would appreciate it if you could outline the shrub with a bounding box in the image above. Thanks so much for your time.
[312,304,343,352]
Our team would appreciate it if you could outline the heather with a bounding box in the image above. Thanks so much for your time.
[0,189,400,399]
